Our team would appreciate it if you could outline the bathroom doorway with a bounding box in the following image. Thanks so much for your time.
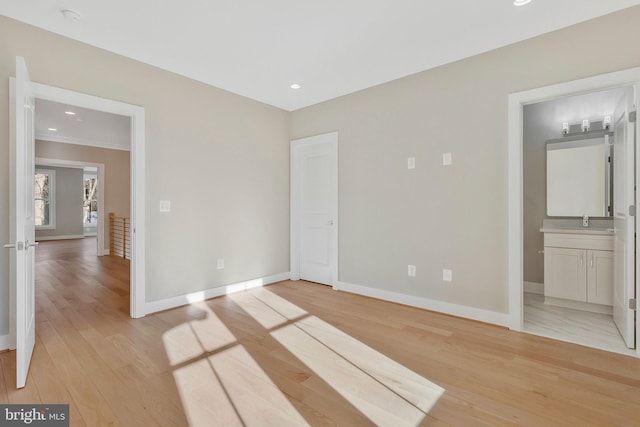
[508,69,640,358]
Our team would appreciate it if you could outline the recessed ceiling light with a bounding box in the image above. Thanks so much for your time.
[513,0,532,6]
[60,9,81,22]
[65,111,76,115]
[290,84,301,90]
[48,128,57,131]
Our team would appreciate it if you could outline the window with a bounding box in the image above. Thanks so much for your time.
[83,172,98,228]
[34,169,56,229]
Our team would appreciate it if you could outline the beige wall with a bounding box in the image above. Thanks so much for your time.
[290,6,640,314]
[34,166,84,239]
[0,16,290,336]
[35,140,131,252]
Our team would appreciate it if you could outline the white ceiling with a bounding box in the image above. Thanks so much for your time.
[3,1,640,111]
[35,99,131,150]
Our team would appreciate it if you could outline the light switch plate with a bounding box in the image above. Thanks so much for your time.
[442,152,452,166]
[159,200,171,212]
[408,265,416,277]
[407,157,416,169]
[443,269,453,282]
[217,258,224,269]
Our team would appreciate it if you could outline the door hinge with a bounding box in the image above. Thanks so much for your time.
[630,298,637,310]
[629,205,636,216]
[629,111,637,123]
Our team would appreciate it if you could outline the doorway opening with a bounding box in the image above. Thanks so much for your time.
[29,82,146,319]
[32,158,107,257]
[508,68,640,358]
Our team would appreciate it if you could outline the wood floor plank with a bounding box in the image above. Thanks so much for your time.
[0,352,10,404]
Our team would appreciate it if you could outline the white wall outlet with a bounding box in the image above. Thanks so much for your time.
[217,258,225,269]
[442,152,453,166]
[442,268,453,282]
[407,157,416,169]
[159,200,171,212]
[408,265,416,277]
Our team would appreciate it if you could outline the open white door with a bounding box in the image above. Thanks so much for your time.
[6,56,37,388]
[613,88,636,349]
[291,132,338,286]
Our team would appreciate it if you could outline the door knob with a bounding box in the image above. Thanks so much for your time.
[328,220,334,226]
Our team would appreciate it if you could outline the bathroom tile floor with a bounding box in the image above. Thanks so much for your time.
[523,292,636,356]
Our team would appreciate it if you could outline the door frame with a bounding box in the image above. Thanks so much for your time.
[33,158,106,255]
[507,67,640,357]
[290,131,339,286]
[11,81,146,321]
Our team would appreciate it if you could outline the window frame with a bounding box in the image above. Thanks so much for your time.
[34,168,56,230]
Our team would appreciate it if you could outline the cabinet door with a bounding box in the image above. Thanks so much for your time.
[587,250,614,305]
[544,248,587,301]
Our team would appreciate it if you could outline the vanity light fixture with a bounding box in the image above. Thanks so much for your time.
[65,111,76,115]
[48,128,57,131]
[581,119,590,132]
[562,122,569,135]
[603,115,611,130]
[513,0,532,6]
[290,83,301,90]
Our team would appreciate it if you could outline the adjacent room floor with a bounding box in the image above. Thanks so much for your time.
[1,239,639,426]
[523,292,635,357]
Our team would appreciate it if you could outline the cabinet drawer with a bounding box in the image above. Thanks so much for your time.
[543,233,613,251]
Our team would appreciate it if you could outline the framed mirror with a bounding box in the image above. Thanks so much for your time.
[546,136,611,217]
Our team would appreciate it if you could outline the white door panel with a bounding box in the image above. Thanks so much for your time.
[292,133,338,286]
[7,56,36,388]
[613,88,636,349]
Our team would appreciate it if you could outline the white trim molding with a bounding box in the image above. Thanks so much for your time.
[144,272,291,315]
[335,281,510,327]
[0,334,10,351]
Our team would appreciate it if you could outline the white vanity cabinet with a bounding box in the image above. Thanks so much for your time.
[542,230,613,308]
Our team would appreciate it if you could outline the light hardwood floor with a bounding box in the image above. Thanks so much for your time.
[1,238,639,426]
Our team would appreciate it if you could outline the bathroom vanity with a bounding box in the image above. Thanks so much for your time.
[541,225,614,314]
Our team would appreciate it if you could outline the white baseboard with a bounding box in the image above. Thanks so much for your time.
[524,281,544,295]
[0,334,10,351]
[144,272,291,315]
[334,281,510,327]
[35,234,85,241]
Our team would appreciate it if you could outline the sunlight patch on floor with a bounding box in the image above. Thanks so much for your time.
[164,288,444,426]
[210,345,309,426]
[162,302,236,365]
[227,288,307,329]
[163,302,309,426]
[173,358,243,426]
[239,288,445,426]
